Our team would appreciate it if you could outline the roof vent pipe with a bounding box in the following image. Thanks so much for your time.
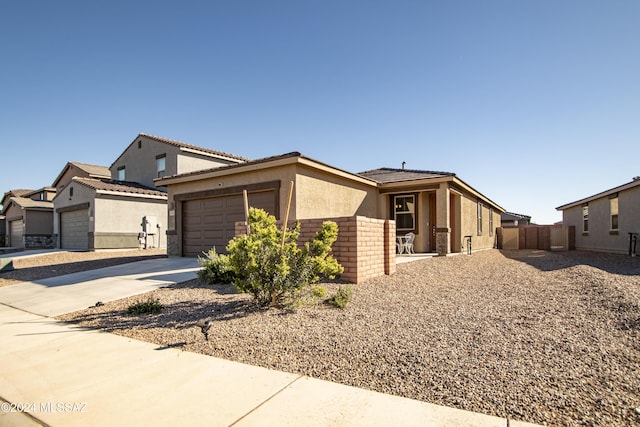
[402,161,406,170]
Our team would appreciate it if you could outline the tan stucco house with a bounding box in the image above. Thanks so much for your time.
[53,177,167,250]
[557,177,640,254]
[156,152,504,260]
[53,133,248,250]
[109,133,248,189]
[3,188,56,249]
[52,161,111,192]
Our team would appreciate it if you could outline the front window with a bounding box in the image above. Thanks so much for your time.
[156,154,166,178]
[477,202,483,235]
[117,166,125,181]
[582,204,589,233]
[610,195,618,231]
[394,195,415,231]
[489,208,494,236]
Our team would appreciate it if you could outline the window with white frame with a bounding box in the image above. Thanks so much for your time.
[156,154,166,178]
[610,194,619,231]
[394,195,415,231]
[117,166,125,181]
[582,204,589,233]
[477,201,483,235]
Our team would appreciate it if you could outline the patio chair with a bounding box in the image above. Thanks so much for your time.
[401,232,415,254]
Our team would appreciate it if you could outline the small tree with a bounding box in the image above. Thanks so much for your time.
[225,208,343,306]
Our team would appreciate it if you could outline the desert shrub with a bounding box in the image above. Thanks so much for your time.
[310,284,328,299]
[328,285,353,309]
[225,208,343,307]
[198,248,235,284]
[126,297,164,315]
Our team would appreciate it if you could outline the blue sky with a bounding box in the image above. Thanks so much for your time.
[1,1,638,224]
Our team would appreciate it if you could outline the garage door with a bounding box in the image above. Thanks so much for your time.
[182,190,277,257]
[9,219,24,248]
[61,209,89,250]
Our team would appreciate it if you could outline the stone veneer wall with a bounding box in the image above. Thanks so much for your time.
[236,216,396,284]
[24,235,55,249]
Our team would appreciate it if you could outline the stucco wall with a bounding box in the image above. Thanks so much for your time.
[94,196,167,249]
[111,136,182,188]
[294,165,378,219]
[460,194,499,251]
[176,153,232,177]
[562,185,640,253]
[55,167,80,192]
[3,204,22,223]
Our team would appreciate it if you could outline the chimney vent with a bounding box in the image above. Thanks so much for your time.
[402,161,406,170]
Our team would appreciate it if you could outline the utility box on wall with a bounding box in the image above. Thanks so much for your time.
[141,215,160,248]
[143,216,157,235]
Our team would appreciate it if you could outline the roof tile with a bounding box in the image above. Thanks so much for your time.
[73,177,167,197]
[357,168,454,183]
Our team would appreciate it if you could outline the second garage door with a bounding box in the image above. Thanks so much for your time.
[60,209,90,250]
[182,190,277,257]
[9,219,24,248]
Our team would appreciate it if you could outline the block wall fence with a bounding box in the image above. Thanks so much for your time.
[236,216,396,284]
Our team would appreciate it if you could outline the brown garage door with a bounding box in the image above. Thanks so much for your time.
[182,190,277,257]
[9,219,24,248]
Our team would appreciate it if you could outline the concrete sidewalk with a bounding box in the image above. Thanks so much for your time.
[0,258,541,427]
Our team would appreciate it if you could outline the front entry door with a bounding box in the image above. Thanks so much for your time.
[429,194,436,252]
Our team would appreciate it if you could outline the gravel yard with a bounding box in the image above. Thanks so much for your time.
[59,249,639,426]
[0,249,166,287]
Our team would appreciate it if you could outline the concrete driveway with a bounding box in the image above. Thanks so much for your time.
[0,257,200,317]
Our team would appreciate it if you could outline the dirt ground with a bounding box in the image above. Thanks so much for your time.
[57,249,640,426]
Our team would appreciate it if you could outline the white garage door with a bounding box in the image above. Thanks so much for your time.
[9,219,24,248]
[182,190,277,257]
[61,209,89,250]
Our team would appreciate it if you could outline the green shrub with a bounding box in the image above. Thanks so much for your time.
[126,297,164,315]
[225,208,343,307]
[198,248,235,284]
[310,285,328,299]
[328,285,353,309]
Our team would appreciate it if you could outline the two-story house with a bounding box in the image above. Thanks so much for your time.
[3,188,56,249]
[52,133,248,251]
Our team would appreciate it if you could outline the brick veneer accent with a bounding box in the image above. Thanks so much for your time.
[235,216,396,284]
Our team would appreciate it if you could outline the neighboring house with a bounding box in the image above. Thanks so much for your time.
[556,176,640,254]
[0,215,5,246]
[3,187,56,249]
[500,211,531,227]
[156,152,504,259]
[0,190,32,247]
[52,161,110,192]
[53,133,247,250]
[109,133,248,190]
[53,177,167,250]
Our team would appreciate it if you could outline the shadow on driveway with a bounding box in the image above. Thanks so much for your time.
[0,255,168,284]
